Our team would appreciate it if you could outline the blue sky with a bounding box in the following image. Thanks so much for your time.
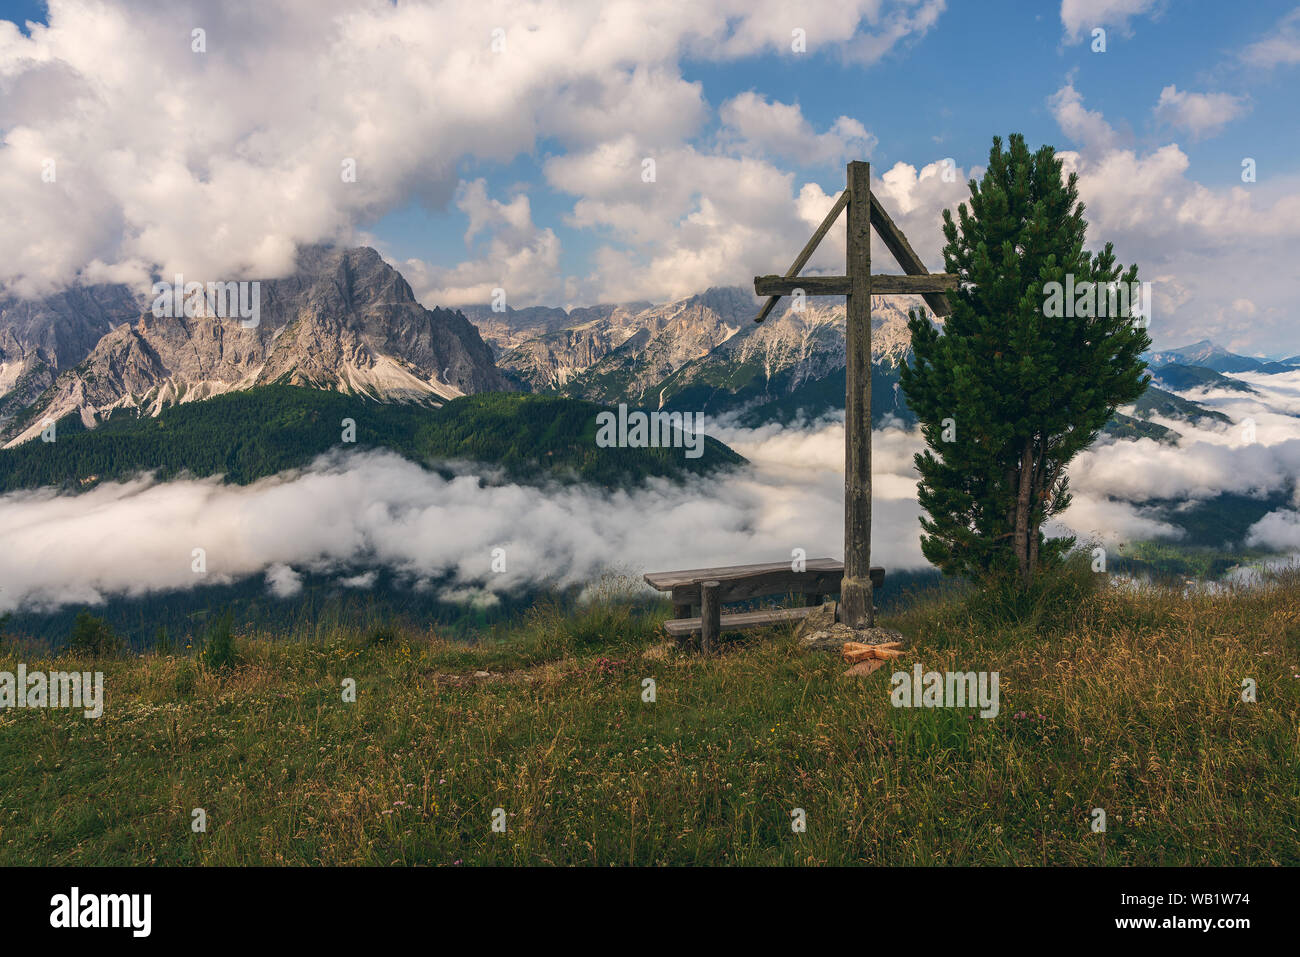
[2,1,1298,352]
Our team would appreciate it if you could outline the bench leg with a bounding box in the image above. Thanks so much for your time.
[700,580,721,655]
[670,602,692,645]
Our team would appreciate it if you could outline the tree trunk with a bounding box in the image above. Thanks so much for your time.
[1013,440,1034,583]
[1028,448,1046,573]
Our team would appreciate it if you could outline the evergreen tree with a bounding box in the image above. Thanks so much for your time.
[900,134,1151,585]
[68,611,124,656]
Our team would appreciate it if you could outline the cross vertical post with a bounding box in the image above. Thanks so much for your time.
[841,160,873,628]
[753,156,954,630]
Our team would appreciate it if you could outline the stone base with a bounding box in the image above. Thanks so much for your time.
[794,600,905,652]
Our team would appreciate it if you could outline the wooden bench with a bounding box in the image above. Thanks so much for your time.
[644,559,885,652]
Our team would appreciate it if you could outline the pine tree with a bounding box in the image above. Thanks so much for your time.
[899,134,1151,585]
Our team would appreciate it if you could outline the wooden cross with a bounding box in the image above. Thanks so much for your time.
[753,161,956,629]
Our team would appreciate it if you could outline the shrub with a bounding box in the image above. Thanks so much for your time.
[365,626,399,647]
[962,548,1103,635]
[198,613,241,671]
[68,611,125,657]
[154,626,174,656]
[172,658,197,698]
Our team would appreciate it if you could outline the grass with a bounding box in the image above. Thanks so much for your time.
[0,569,1297,866]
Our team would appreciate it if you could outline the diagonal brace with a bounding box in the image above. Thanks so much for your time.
[754,188,849,323]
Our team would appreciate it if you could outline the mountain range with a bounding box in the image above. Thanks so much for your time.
[1147,339,1299,375]
[2,245,1294,457]
[470,284,919,425]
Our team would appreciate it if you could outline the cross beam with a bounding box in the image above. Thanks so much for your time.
[752,160,954,629]
[753,273,958,297]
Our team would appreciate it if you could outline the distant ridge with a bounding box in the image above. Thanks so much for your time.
[1147,339,1299,375]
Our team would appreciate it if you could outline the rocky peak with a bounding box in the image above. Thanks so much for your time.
[1,246,511,447]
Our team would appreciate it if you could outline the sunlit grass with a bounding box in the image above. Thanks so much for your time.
[1,568,1296,865]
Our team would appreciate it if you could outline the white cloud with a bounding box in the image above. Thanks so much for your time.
[1049,82,1300,353]
[400,179,564,307]
[1239,7,1300,69]
[265,563,303,598]
[1060,0,1162,43]
[0,0,943,299]
[1068,434,1300,503]
[1047,493,1182,545]
[719,92,876,167]
[1153,85,1248,140]
[870,158,975,269]
[0,419,929,614]
[546,138,811,301]
[543,135,969,303]
[1049,82,1121,153]
[1246,508,1300,550]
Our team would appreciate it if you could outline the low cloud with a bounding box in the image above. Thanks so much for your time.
[4,372,1299,613]
[1246,508,1300,551]
[0,419,928,614]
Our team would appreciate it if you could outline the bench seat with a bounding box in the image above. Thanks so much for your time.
[662,605,817,638]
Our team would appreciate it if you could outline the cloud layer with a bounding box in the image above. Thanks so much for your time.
[4,370,1300,613]
[0,418,927,613]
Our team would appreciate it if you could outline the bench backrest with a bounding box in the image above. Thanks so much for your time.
[646,559,883,606]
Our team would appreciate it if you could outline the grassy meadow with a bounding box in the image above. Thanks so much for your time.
[1,566,1297,866]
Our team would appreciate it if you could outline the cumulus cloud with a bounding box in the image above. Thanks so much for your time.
[400,179,564,307]
[1048,82,1300,353]
[0,0,943,299]
[870,158,975,268]
[719,92,876,167]
[546,137,971,302]
[546,138,807,301]
[1049,82,1125,154]
[1152,85,1249,140]
[1060,0,1163,43]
